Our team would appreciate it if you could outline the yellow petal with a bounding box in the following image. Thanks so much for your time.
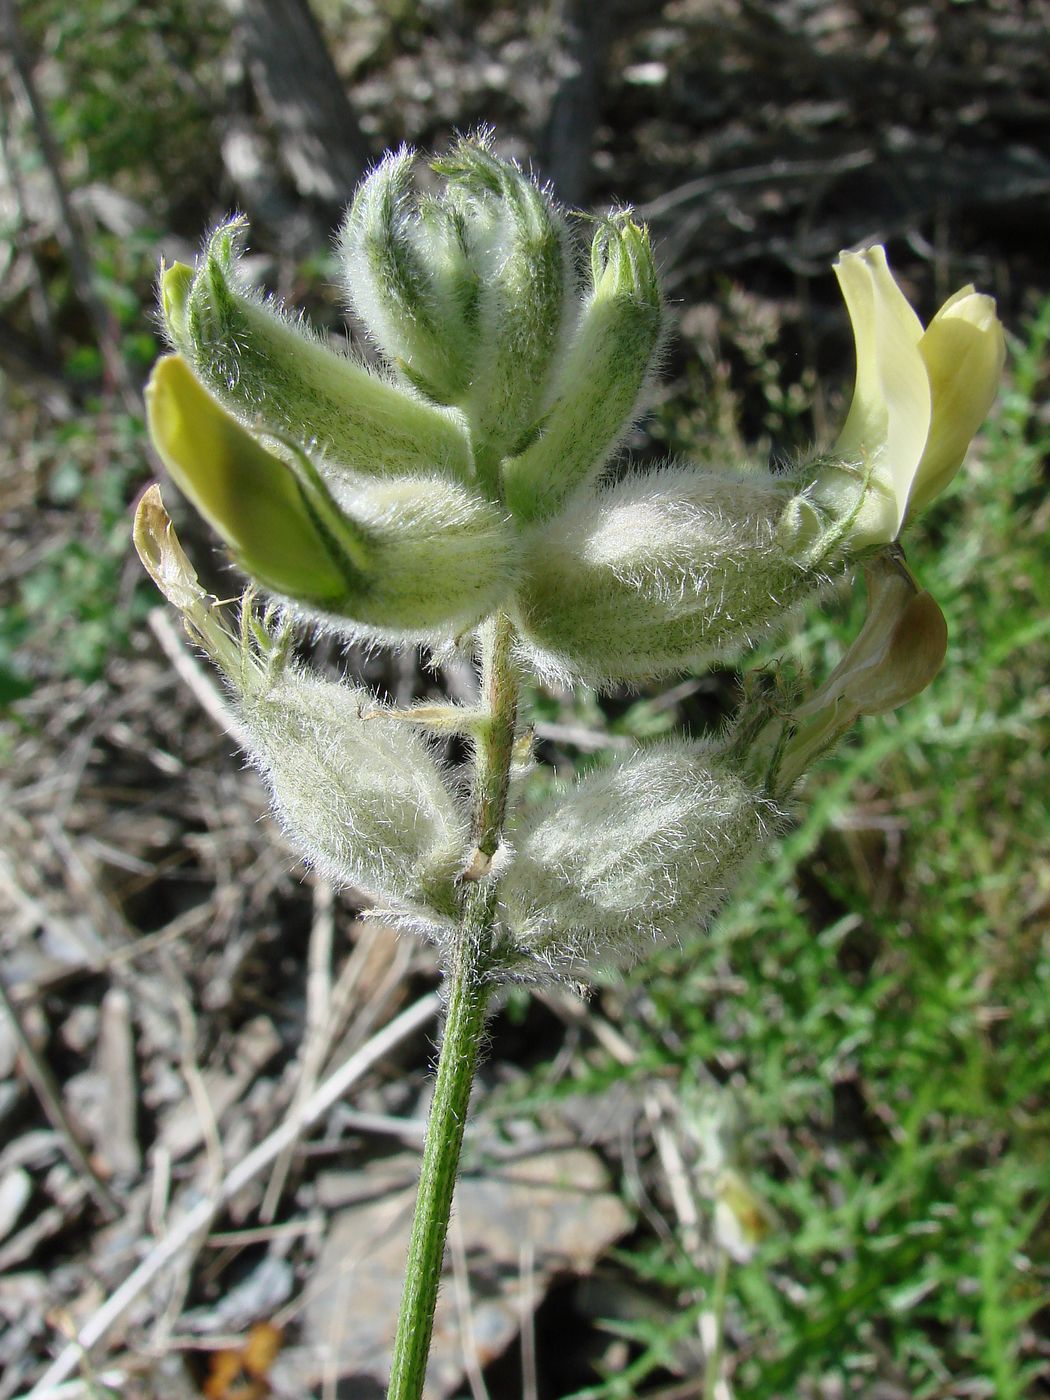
[864,244,924,347]
[145,355,352,603]
[908,290,1006,514]
[831,249,881,461]
[930,282,976,316]
[832,247,932,546]
[159,261,194,345]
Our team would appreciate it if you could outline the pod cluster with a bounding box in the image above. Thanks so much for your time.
[153,135,860,676]
[138,134,1003,981]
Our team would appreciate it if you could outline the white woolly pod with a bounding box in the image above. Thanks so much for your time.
[496,741,785,980]
[338,147,479,405]
[512,463,844,686]
[433,137,575,464]
[502,216,663,523]
[316,471,522,644]
[161,219,473,484]
[239,670,470,921]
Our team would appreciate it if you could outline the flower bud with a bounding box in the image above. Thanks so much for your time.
[338,147,478,404]
[512,465,842,686]
[146,354,367,605]
[145,354,520,641]
[162,217,473,484]
[160,260,194,341]
[433,137,574,462]
[502,216,663,522]
[812,246,1004,548]
[241,670,470,917]
[497,740,785,979]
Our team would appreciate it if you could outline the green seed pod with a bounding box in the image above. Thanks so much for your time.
[146,354,370,606]
[512,464,843,686]
[319,472,521,643]
[433,137,575,464]
[338,147,479,405]
[497,740,785,980]
[161,218,473,484]
[145,355,520,644]
[131,495,469,919]
[241,670,470,920]
[502,216,662,523]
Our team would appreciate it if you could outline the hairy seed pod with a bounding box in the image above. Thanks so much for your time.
[241,671,470,918]
[433,138,575,463]
[339,147,479,404]
[502,216,663,523]
[162,219,472,484]
[497,741,785,979]
[317,472,522,642]
[512,464,843,686]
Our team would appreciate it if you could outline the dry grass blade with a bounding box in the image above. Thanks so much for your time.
[22,991,440,1398]
[450,1212,492,1400]
[261,917,408,1221]
[0,977,120,1220]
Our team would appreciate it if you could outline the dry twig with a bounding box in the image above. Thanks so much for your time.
[22,991,440,1397]
[0,977,120,1220]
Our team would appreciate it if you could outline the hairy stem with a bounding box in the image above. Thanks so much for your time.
[387,890,491,1399]
[387,612,519,1399]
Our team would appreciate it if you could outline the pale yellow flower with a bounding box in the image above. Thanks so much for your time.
[819,246,1005,548]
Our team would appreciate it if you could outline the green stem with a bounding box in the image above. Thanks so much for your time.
[387,613,519,1400]
[472,442,504,503]
[702,1248,731,1400]
[387,892,491,1399]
